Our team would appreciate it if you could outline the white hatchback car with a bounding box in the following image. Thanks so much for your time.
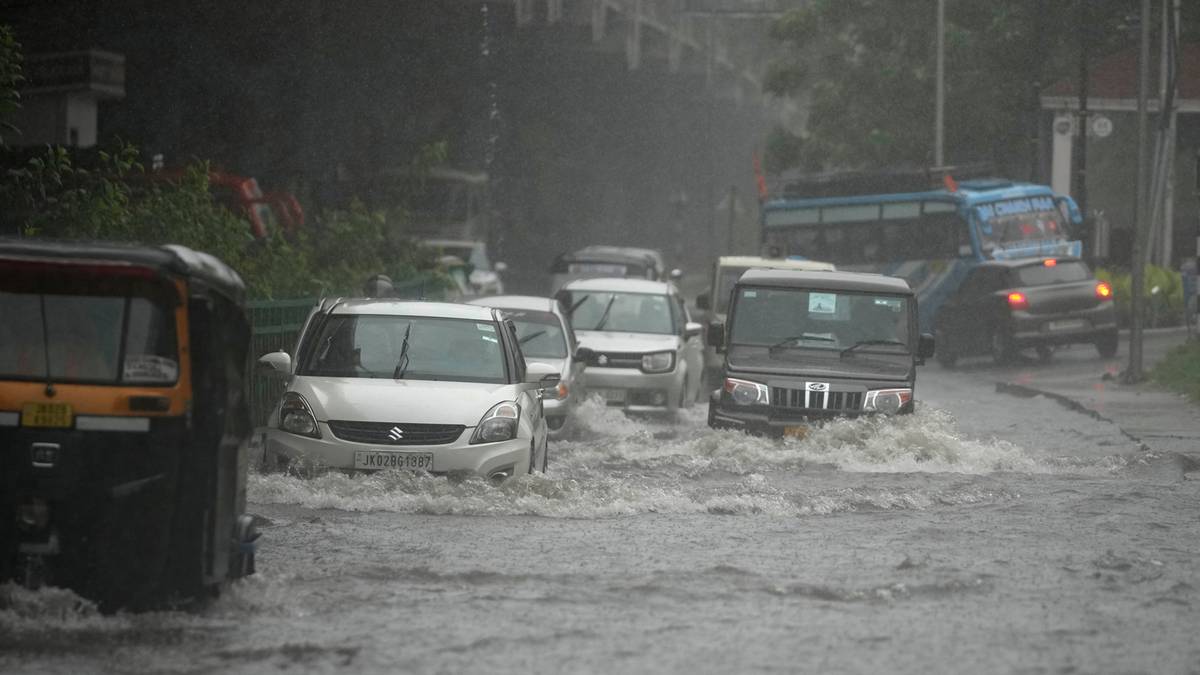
[258,299,557,482]
[556,278,704,414]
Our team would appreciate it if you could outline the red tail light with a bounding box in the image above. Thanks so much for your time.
[1095,282,1113,300]
[1007,291,1029,310]
[1042,258,1057,267]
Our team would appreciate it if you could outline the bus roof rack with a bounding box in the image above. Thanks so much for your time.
[777,162,1001,199]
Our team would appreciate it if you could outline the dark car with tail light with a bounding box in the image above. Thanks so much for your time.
[0,240,258,612]
[933,257,1117,366]
[707,269,934,437]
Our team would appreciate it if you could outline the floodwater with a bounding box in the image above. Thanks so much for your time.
[3,366,1199,675]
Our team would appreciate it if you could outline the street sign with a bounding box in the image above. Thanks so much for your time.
[1090,115,1113,138]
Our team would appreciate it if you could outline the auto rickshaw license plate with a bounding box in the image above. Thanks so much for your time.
[354,451,434,471]
[783,425,808,439]
[21,402,74,428]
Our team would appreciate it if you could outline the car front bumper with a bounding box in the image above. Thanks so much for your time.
[581,366,685,413]
[265,423,530,479]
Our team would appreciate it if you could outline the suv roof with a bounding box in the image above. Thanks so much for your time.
[330,299,496,320]
[737,268,913,295]
[717,256,836,271]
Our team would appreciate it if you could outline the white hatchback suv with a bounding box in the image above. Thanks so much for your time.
[257,299,557,482]
[556,278,704,414]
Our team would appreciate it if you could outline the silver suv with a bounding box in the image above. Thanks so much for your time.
[556,278,703,414]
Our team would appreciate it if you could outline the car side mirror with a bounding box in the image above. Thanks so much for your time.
[684,322,703,339]
[696,292,711,311]
[707,322,726,352]
[257,351,292,378]
[917,333,936,364]
[574,346,596,363]
[524,361,560,386]
[494,261,509,274]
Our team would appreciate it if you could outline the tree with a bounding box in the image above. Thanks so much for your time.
[0,24,23,147]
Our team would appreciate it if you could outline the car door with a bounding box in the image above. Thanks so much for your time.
[673,293,703,400]
[504,318,545,441]
[957,267,1007,355]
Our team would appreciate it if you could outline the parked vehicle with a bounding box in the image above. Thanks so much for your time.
[707,268,934,436]
[467,295,592,435]
[0,239,257,611]
[422,238,507,296]
[258,300,557,481]
[933,257,1117,366]
[156,167,304,240]
[550,245,675,293]
[695,255,837,389]
[556,278,703,415]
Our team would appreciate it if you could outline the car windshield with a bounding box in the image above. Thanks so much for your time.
[562,290,675,334]
[730,286,910,352]
[499,309,568,358]
[1012,260,1091,286]
[300,315,507,383]
[0,281,179,385]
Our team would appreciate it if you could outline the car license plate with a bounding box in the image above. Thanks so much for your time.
[1046,319,1086,332]
[595,388,626,404]
[354,451,434,471]
[21,402,73,428]
[783,425,808,439]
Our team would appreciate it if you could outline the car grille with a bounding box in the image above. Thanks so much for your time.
[589,351,643,368]
[770,386,863,413]
[327,421,465,446]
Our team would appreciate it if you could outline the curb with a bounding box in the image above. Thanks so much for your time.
[994,381,1149,450]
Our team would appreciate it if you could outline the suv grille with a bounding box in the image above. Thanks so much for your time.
[590,351,643,368]
[327,421,465,446]
[770,387,863,413]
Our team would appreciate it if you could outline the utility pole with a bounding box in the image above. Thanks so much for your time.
[934,0,945,167]
[1126,0,1151,383]
[1073,0,1089,217]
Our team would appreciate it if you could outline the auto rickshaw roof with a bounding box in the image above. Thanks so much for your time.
[0,239,246,303]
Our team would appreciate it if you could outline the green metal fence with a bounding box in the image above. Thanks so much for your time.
[248,297,318,426]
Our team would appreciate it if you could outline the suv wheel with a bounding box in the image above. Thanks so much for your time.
[991,331,1016,365]
[1095,331,1119,358]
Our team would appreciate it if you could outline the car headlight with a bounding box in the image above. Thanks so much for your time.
[724,377,770,406]
[863,388,912,414]
[279,392,321,438]
[470,401,521,444]
[641,351,676,373]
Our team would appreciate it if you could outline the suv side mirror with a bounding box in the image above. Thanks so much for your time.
[696,292,711,311]
[669,268,684,281]
[707,322,726,352]
[917,333,936,364]
[257,351,292,378]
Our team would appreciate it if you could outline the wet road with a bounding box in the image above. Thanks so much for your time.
[3,338,1199,674]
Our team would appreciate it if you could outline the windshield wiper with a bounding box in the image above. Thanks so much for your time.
[840,339,907,358]
[519,330,547,345]
[593,295,618,331]
[768,333,836,352]
[392,323,413,379]
[566,294,590,315]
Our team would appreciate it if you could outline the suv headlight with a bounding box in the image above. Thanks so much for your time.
[470,401,521,444]
[279,392,321,438]
[724,377,770,406]
[863,388,912,414]
[641,351,676,373]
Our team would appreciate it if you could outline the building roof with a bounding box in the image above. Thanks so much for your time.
[737,268,913,295]
[560,277,674,294]
[331,299,496,320]
[1041,42,1200,113]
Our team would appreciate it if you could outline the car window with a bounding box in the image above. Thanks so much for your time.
[499,309,568,359]
[301,315,507,383]
[1011,261,1090,286]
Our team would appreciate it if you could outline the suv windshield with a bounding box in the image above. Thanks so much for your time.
[730,286,910,352]
[0,280,179,385]
[301,315,507,383]
[498,309,567,358]
[561,291,675,334]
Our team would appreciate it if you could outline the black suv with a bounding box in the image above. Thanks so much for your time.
[707,269,935,436]
[933,257,1117,366]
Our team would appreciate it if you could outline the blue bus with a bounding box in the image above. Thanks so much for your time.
[760,178,1083,330]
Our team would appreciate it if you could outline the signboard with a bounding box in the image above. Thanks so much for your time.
[21,50,125,98]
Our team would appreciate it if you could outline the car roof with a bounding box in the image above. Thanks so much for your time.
[977,256,1085,269]
[737,268,913,295]
[561,277,673,294]
[556,248,657,267]
[465,295,558,313]
[717,256,836,271]
[331,299,497,320]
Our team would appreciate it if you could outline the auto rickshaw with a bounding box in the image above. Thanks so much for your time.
[0,239,258,611]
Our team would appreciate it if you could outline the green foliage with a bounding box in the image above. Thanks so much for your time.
[0,24,22,147]
[1,143,443,299]
[1095,265,1185,327]
[1150,340,1200,403]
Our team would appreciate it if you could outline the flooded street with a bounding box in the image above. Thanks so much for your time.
[4,352,1200,675]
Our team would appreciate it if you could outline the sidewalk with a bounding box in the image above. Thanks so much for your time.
[998,328,1200,458]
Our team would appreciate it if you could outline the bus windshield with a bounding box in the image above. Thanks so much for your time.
[975,197,1069,252]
